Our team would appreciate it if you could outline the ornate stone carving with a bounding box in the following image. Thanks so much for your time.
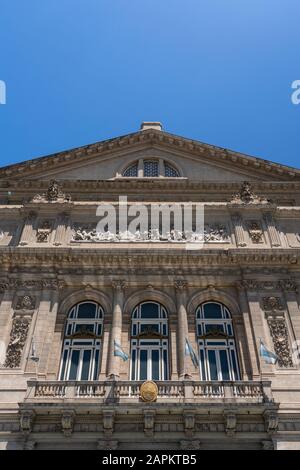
[97,440,118,450]
[179,440,201,450]
[4,316,31,368]
[0,278,65,292]
[61,410,75,436]
[36,220,52,243]
[267,317,293,368]
[103,410,114,435]
[262,296,284,312]
[71,224,229,243]
[20,410,35,436]
[264,410,278,435]
[247,221,264,243]
[231,181,270,205]
[237,280,276,291]
[224,411,237,436]
[15,295,36,310]
[174,280,188,290]
[278,279,298,292]
[32,180,71,203]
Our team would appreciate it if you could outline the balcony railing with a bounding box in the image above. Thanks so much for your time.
[24,380,274,404]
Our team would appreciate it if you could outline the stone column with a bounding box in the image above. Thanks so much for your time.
[263,212,281,247]
[53,212,69,246]
[19,212,37,246]
[174,280,191,379]
[231,213,247,247]
[107,281,125,379]
[236,283,260,378]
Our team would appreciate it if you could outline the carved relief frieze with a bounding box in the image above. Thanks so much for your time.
[0,278,65,292]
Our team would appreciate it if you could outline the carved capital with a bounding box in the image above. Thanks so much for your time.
[174,280,188,291]
[112,280,126,291]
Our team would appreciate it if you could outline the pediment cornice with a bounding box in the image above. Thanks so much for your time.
[0,129,299,181]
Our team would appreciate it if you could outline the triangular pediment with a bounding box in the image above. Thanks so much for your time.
[0,128,299,182]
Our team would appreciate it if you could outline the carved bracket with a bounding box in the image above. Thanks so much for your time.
[103,409,115,435]
[61,410,75,436]
[143,409,156,437]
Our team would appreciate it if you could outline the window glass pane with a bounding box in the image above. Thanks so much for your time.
[81,350,91,380]
[140,350,148,380]
[197,324,202,336]
[67,324,72,336]
[165,163,179,177]
[231,350,239,380]
[208,350,218,380]
[69,350,80,380]
[219,350,230,381]
[203,303,222,318]
[75,324,94,334]
[132,324,137,336]
[204,324,225,335]
[93,350,100,380]
[144,160,159,177]
[227,324,233,336]
[131,349,136,380]
[77,303,97,318]
[140,303,159,318]
[97,324,102,336]
[123,163,138,177]
[162,324,167,336]
[60,349,68,380]
[151,350,160,381]
[140,323,159,333]
[163,349,168,380]
[200,349,206,380]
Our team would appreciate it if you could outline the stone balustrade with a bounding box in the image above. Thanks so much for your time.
[24,379,273,404]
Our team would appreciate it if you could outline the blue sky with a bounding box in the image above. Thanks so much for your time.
[0,0,299,169]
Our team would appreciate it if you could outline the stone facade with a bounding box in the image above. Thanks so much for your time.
[0,123,300,450]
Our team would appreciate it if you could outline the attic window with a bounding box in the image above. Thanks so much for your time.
[122,159,180,178]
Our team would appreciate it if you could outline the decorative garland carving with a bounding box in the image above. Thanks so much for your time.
[4,316,31,368]
[267,317,293,368]
[262,296,284,312]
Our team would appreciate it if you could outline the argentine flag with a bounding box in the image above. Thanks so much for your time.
[259,339,278,365]
[114,340,129,361]
[185,338,199,368]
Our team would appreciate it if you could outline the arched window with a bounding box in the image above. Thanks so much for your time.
[130,302,169,381]
[59,301,104,381]
[122,159,180,178]
[196,302,240,381]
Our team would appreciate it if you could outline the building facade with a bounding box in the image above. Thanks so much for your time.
[0,122,300,450]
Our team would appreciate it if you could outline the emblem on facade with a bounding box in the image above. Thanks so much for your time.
[140,381,158,402]
[36,220,52,243]
[31,180,71,203]
[15,295,36,310]
[247,221,264,243]
[230,181,270,205]
[262,296,284,312]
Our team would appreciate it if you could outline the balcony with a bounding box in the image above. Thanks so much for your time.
[24,379,274,405]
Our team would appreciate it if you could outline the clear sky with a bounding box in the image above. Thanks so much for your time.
[0,1,299,169]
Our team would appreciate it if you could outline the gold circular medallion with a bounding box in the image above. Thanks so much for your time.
[140,380,158,402]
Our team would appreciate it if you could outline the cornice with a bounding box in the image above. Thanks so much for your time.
[0,247,299,268]
[0,129,299,181]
